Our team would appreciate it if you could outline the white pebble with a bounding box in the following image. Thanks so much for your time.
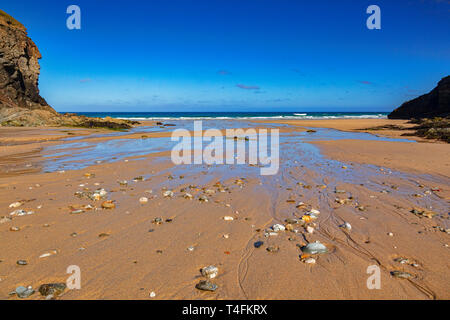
[304,258,316,264]
[139,197,148,204]
[9,202,22,208]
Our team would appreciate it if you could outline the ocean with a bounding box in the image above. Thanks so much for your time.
[68,111,388,121]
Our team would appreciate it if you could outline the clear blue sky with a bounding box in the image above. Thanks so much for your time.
[1,0,449,112]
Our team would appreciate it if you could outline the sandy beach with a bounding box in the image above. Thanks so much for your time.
[0,119,449,300]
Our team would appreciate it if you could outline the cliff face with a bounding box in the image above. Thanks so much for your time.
[389,76,450,119]
[0,10,60,125]
[0,10,136,129]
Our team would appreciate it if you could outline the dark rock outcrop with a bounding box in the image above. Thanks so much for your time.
[388,76,450,119]
[0,10,137,129]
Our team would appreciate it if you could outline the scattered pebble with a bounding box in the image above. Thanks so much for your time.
[101,200,116,209]
[9,202,22,208]
[390,270,413,279]
[266,246,280,253]
[306,226,314,234]
[411,208,437,219]
[254,241,264,248]
[303,257,316,264]
[38,283,66,298]
[272,224,285,232]
[163,190,174,198]
[139,197,148,204]
[195,280,218,292]
[302,241,328,255]
[12,286,34,298]
[201,265,219,279]
[340,222,352,231]
[183,193,193,199]
[39,250,57,258]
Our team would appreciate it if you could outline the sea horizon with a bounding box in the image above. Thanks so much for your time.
[67,111,389,121]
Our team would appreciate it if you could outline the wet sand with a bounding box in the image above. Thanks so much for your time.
[254,118,418,140]
[0,119,449,300]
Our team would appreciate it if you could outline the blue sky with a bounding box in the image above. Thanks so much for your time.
[1,0,449,112]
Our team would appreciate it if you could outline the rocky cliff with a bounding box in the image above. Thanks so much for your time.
[389,76,450,119]
[0,10,136,129]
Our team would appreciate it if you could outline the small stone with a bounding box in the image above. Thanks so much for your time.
[9,202,22,208]
[139,197,148,204]
[152,217,163,225]
[15,286,35,298]
[10,226,20,232]
[254,241,264,248]
[390,271,413,279]
[101,200,116,209]
[39,251,57,258]
[223,216,234,221]
[0,216,12,224]
[266,246,280,253]
[340,222,352,231]
[183,193,193,199]
[163,190,174,198]
[302,241,328,255]
[149,291,156,298]
[16,260,27,266]
[201,265,219,279]
[98,233,110,238]
[388,232,394,237]
[410,208,437,219]
[306,226,314,234]
[272,224,285,232]
[199,195,209,202]
[38,283,66,297]
[304,257,316,264]
[10,209,32,216]
[195,280,218,292]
